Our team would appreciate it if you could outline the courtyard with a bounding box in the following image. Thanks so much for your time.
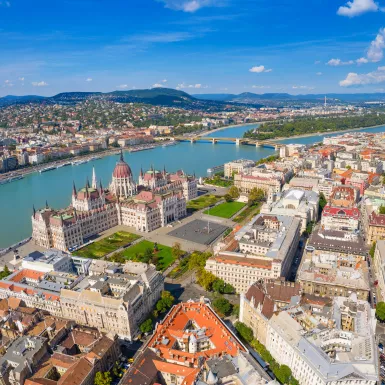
[167,219,228,245]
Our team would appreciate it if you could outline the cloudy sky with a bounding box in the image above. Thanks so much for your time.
[1,0,385,95]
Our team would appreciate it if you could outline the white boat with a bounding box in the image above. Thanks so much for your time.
[39,166,56,173]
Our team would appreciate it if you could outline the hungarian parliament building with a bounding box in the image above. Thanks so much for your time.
[32,151,198,251]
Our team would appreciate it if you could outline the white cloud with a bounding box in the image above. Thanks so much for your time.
[176,83,208,89]
[18,77,24,81]
[131,31,194,43]
[356,57,369,64]
[116,84,129,89]
[86,78,93,82]
[251,85,271,89]
[249,65,272,73]
[292,85,315,90]
[337,0,382,17]
[316,72,323,75]
[158,0,223,12]
[367,28,385,62]
[339,66,385,86]
[152,83,164,88]
[31,81,48,87]
[326,58,354,66]
[3,80,13,87]
[162,79,167,83]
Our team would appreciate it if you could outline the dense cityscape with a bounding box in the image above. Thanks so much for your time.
[4,0,385,384]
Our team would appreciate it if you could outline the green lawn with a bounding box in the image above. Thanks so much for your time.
[203,201,246,219]
[205,178,233,187]
[122,240,175,271]
[233,202,262,223]
[187,194,222,212]
[74,231,141,259]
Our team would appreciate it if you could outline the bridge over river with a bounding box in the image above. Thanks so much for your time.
[172,136,283,149]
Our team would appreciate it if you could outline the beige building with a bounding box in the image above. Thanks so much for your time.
[224,159,255,178]
[206,214,301,293]
[234,171,282,194]
[239,279,301,345]
[0,259,164,341]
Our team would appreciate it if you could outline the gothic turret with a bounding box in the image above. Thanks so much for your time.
[72,181,77,197]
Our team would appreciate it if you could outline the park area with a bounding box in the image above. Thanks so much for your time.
[187,194,222,212]
[74,231,141,259]
[203,201,245,219]
[121,240,176,271]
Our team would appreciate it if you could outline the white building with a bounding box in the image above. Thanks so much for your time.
[266,298,378,385]
[261,189,319,232]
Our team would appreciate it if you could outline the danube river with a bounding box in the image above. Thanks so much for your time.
[1,123,385,249]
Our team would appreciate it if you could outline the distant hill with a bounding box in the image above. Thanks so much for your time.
[3,88,385,109]
[0,88,227,109]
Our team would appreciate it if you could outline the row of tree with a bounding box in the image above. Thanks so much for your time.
[243,113,385,140]
[139,290,175,334]
[235,322,299,385]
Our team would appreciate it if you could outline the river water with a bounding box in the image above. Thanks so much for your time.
[1,123,385,248]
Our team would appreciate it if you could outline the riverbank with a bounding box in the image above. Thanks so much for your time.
[200,121,263,136]
[0,141,169,181]
[259,123,385,142]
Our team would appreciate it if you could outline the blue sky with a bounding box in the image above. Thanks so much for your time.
[1,0,385,96]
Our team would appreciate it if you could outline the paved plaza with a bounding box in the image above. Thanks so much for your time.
[167,219,228,245]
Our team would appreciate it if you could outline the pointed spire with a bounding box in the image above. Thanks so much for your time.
[72,181,77,197]
[85,184,89,198]
[140,166,143,177]
[92,166,97,189]
[120,149,124,162]
[60,213,64,225]
[99,180,103,195]
[163,164,166,176]
[86,177,90,189]
[45,200,49,209]
[33,205,36,217]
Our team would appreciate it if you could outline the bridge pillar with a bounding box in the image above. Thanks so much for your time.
[190,138,196,143]
[212,138,217,144]
[236,138,240,146]
[255,142,261,147]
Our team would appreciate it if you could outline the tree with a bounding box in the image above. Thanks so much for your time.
[228,186,240,199]
[171,242,183,260]
[235,321,253,343]
[232,304,240,317]
[141,248,153,263]
[380,205,385,215]
[94,371,112,385]
[156,291,175,313]
[197,269,217,291]
[369,242,376,258]
[0,266,10,280]
[212,279,235,294]
[140,318,153,334]
[212,297,233,317]
[376,302,385,322]
[188,251,211,270]
[212,279,226,294]
[224,194,233,203]
[319,192,327,214]
[275,364,292,384]
[248,188,265,205]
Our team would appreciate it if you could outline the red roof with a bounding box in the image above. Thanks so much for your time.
[322,205,360,219]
